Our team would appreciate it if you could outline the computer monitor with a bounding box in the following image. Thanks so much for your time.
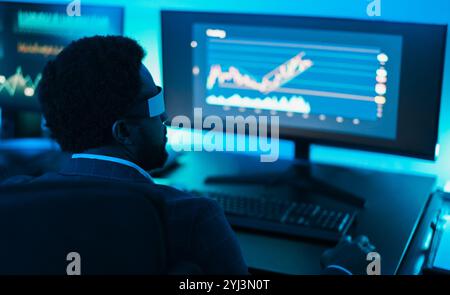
[0,1,123,139]
[161,10,447,161]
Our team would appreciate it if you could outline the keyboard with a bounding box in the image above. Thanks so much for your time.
[189,190,357,243]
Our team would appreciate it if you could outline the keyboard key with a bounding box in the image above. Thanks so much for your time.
[187,190,356,243]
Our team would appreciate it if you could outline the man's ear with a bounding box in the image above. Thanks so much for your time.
[112,120,133,145]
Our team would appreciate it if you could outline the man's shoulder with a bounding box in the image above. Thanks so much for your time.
[1,175,34,186]
[149,184,224,222]
[0,172,61,186]
[0,175,221,217]
[150,184,219,209]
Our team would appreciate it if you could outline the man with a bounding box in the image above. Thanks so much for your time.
[3,36,375,275]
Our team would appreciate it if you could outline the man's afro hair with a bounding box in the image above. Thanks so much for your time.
[38,35,145,152]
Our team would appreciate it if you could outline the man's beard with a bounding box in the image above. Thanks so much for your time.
[140,144,168,172]
[155,147,169,169]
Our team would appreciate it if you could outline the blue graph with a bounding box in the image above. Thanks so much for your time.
[205,37,387,121]
[192,24,403,139]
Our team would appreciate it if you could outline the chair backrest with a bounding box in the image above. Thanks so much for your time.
[0,180,167,275]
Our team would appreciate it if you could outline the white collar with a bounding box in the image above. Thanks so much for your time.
[71,153,153,181]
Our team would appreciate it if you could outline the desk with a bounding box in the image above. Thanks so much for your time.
[161,151,436,275]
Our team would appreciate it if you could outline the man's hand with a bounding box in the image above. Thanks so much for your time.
[320,235,376,275]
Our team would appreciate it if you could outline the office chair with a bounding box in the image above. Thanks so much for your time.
[0,180,196,275]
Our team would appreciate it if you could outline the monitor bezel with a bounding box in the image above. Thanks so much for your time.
[161,10,446,161]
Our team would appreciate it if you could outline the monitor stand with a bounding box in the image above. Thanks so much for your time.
[204,141,366,208]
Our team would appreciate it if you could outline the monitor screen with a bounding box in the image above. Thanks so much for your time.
[193,24,402,140]
[0,2,123,111]
[162,11,447,160]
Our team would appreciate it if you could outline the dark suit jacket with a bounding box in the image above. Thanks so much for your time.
[1,157,248,275]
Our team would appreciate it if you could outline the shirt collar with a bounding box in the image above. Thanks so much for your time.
[71,153,153,182]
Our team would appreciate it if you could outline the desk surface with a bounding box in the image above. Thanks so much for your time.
[161,151,436,275]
